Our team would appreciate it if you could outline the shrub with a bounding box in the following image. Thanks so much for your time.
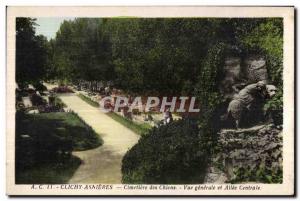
[33,82,47,92]
[264,89,283,125]
[30,93,47,106]
[78,93,99,107]
[51,86,74,93]
[122,118,209,184]
[48,95,66,109]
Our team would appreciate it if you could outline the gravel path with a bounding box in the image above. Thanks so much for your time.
[59,94,140,184]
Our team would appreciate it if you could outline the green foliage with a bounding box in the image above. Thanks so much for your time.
[237,18,283,123]
[264,89,283,125]
[106,112,152,136]
[16,112,102,156]
[218,124,283,184]
[122,118,209,184]
[238,18,283,86]
[193,42,228,157]
[16,156,81,184]
[229,165,282,184]
[32,81,47,92]
[55,97,67,108]
[52,18,114,82]
[51,18,223,95]
[30,93,47,106]
[15,112,102,171]
[16,18,50,86]
[15,112,103,183]
[49,95,67,109]
[77,93,100,107]
[195,42,226,111]
[264,89,283,111]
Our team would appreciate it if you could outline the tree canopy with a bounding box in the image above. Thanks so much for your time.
[16,17,283,98]
[16,18,50,87]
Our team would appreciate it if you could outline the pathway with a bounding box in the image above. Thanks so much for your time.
[58,93,140,184]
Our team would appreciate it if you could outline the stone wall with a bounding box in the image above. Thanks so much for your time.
[217,124,282,183]
[219,55,269,101]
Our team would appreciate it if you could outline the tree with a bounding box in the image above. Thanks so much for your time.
[52,18,114,83]
[16,18,50,87]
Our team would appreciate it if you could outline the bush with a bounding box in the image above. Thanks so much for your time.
[51,86,74,93]
[30,93,47,106]
[122,118,209,184]
[264,89,283,125]
[33,82,47,92]
[49,95,66,108]
[78,93,99,107]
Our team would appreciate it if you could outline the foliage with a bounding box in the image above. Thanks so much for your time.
[48,94,67,109]
[51,18,114,82]
[51,18,223,95]
[32,81,47,92]
[29,93,47,106]
[122,118,209,184]
[218,124,283,183]
[193,42,229,162]
[50,86,74,93]
[16,156,81,184]
[16,18,50,86]
[195,42,226,111]
[15,112,103,174]
[231,165,283,184]
[106,112,152,136]
[235,18,283,123]
[77,93,100,107]
[264,89,283,125]
[236,19,283,86]
[55,97,67,108]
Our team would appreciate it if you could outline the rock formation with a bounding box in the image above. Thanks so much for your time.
[244,56,268,84]
[219,57,245,100]
[218,124,282,183]
[210,53,283,184]
[220,55,269,100]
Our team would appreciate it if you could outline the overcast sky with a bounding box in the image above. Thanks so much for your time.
[34,17,75,40]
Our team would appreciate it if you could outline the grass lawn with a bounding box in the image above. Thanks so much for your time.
[78,93,99,107]
[106,112,152,135]
[77,93,152,135]
[16,156,81,184]
[15,112,103,184]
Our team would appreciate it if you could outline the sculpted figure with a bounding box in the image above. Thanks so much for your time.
[227,81,267,129]
[266,85,277,98]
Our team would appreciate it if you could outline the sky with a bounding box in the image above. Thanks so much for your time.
[34,17,75,40]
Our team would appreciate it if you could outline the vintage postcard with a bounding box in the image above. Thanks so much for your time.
[6,6,294,196]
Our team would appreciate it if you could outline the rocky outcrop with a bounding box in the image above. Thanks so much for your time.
[244,56,268,84]
[219,57,244,100]
[217,124,282,183]
[219,55,269,100]
[207,53,282,184]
